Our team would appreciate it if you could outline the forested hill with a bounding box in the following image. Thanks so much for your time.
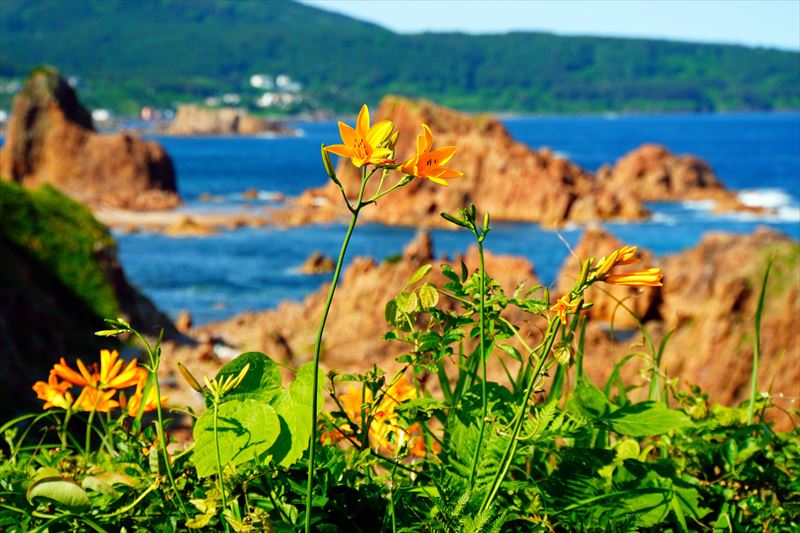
[1,0,798,114]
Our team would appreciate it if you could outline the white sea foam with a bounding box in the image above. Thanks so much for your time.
[651,212,677,225]
[679,199,717,211]
[737,188,795,209]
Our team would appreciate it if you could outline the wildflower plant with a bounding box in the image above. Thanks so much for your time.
[2,104,798,532]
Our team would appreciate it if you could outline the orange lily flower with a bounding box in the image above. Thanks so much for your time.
[324,374,433,457]
[550,294,581,326]
[74,386,119,413]
[32,371,74,410]
[121,375,165,417]
[324,104,394,168]
[399,124,463,186]
[53,350,141,390]
[603,267,663,287]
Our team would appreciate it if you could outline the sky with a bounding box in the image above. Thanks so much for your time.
[301,0,800,51]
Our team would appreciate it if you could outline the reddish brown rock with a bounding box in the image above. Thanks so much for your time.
[164,104,296,136]
[281,96,648,228]
[0,67,180,210]
[596,143,742,206]
[299,252,335,274]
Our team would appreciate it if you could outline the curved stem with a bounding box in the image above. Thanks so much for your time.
[305,168,369,533]
[469,238,488,486]
[479,318,561,515]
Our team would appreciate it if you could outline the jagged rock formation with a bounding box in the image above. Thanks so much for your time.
[279,96,649,228]
[0,67,179,210]
[163,104,296,136]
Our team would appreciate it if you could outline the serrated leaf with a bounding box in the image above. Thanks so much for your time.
[418,283,439,309]
[214,352,281,404]
[27,477,90,510]
[407,264,433,287]
[606,402,693,437]
[270,362,324,468]
[193,399,281,477]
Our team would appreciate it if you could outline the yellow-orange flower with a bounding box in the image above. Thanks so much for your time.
[74,386,119,413]
[32,371,74,410]
[324,374,432,457]
[603,267,663,287]
[324,104,394,168]
[53,350,141,390]
[399,124,462,186]
[121,376,165,417]
[550,294,580,326]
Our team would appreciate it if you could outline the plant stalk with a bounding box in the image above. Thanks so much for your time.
[469,237,488,486]
[305,169,369,533]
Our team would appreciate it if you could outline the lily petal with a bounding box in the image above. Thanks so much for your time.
[325,144,355,158]
[428,146,457,166]
[365,120,393,147]
[356,104,370,136]
[337,121,357,147]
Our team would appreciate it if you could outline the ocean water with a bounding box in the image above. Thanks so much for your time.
[35,114,800,324]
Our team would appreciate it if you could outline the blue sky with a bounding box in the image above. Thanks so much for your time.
[301,0,800,51]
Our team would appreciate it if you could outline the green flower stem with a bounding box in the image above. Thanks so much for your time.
[214,398,230,532]
[479,318,561,515]
[132,330,188,518]
[747,258,772,424]
[305,168,370,533]
[469,236,488,487]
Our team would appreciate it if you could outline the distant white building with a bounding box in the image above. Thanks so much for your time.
[91,109,112,122]
[222,93,241,105]
[249,74,274,90]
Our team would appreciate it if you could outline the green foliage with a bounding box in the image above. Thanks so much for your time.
[0,180,119,318]
[1,0,798,113]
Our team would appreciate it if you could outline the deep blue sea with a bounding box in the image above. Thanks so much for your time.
[21,114,800,324]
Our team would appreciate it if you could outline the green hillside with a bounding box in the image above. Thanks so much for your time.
[1,0,797,114]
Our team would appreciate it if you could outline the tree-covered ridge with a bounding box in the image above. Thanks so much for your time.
[1,0,798,113]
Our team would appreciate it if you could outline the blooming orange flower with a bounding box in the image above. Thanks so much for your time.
[53,350,141,390]
[74,386,119,413]
[32,371,74,410]
[324,104,394,168]
[550,294,580,326]
[399,124,462,186]
[603,267,663,287]
[324,374,432,457]
[121,375,165,417]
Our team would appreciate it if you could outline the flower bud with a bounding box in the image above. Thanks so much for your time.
[553,344,572,366]
[321,144,342,188]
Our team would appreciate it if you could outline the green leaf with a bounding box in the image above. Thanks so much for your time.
[407,264,432,287]
[401,291,420,314]
[569,380,611,419]
[418,283,439,309]
[270,362,325,468]
[215,352,281,404]
[193,399,281,477]
[27,476,90,510]
[497,343,522,362]
[384,299,398,325]
[606,402,693,437]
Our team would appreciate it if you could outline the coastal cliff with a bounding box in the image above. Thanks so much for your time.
[0,67,180,210]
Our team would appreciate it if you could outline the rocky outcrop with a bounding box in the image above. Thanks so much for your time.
[164,104,296,136]
[596,144,759,213]
[0,181,181,416]
[299,252,335,274]
[0,67,180,210]
[279,96,648,228]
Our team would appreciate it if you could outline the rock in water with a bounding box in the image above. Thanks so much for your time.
[0,66,180,210]
[164,104,296,136]
[284,96,648,228]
